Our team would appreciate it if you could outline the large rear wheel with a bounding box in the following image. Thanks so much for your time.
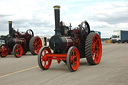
[13,44,23,58]
[0,44,8,57]
[29,36,42,55]
[67,46,80,72]
[38,47,52,70]
[85,33,102,65]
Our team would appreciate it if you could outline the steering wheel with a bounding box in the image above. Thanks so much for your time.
[26,29,34,37]
[79,20,90,41]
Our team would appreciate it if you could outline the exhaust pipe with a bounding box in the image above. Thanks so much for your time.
[53,5,61,36]
[8,21,13,35]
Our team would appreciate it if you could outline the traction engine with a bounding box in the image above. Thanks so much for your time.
[1,21,42,58]
[38,5,102,72]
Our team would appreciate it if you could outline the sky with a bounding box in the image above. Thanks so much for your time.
[0,0,128,38]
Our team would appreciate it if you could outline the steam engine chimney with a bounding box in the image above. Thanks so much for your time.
[8,21,13,35]
[53,5,61,36]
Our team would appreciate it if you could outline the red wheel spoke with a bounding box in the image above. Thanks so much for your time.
[38,44,41,46]
[44,61,47,66]
[33,43,37,46]
[16,49,18,52]
[72,51,75,56]
[71,56,74,63]
[72,62,76,68]
[95,52,99,59]
[36,50,39,53]
[91,43,95,52]
[43,50,46,54]
[33,46,38,50]
[36,40,40,44]
[92,52,95,57]
[95,39,98,44]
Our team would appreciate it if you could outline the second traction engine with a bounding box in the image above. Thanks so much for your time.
[3,21,42,58]
[38,5,102,72]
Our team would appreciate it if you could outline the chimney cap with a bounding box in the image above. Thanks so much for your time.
[53,5,60,9]
[8,21,12,23]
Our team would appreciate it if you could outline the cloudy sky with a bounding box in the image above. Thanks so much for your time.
[0,0,128,38]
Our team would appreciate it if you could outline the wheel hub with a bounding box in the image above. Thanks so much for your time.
[74,57,77,61]
[95,46,98,51]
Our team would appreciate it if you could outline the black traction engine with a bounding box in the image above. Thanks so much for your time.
[38,5,102,72]
[1,21,42,58]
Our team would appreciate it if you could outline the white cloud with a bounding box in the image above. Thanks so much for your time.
[0,0,128,38]
[118,23,128,28]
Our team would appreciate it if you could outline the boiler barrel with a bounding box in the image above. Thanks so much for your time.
[49,36,73,51]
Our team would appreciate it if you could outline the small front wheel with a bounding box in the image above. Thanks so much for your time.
[38,47,52,70]
[0,44,8,57]
[67,46,80,72]
[13,44,23,58]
